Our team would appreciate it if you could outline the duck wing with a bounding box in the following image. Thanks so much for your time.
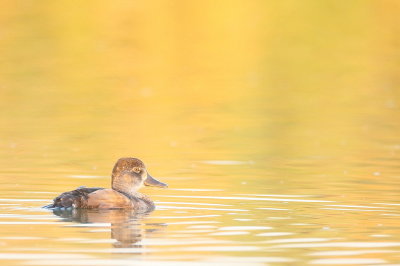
[44,187,104,208]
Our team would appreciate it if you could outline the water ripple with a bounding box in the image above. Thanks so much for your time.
[310,258,387,264]
[157,205,248,212]
[272,242,400,248]
[157,195,333,203]
[218,226,272,231]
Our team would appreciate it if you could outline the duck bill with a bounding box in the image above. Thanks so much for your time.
[144,174,168,188]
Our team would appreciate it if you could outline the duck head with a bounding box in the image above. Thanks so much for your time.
[111,158,167,195]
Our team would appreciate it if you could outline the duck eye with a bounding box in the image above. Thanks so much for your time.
[133,167,141,173]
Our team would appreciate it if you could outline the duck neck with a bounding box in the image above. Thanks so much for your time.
[112,176,138,198]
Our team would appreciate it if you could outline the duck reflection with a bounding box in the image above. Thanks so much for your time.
[52,208,167,248]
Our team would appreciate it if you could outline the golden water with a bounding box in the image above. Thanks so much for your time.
[1,1,400,265]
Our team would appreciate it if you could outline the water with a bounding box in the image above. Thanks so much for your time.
[1,1,400,265]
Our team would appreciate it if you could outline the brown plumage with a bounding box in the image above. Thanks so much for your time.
[44,158,167,211]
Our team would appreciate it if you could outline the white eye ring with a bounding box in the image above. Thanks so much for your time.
[133,167,141,173]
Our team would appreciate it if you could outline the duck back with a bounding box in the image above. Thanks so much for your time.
[44,187,104,209]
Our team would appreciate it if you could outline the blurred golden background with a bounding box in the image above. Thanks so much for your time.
[0,0,399,187]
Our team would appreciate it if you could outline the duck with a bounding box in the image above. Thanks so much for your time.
[44,158,167,211]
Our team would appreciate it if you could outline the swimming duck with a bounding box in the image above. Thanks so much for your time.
[44,158,167,211]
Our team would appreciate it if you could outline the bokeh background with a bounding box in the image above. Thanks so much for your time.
[1,0,399,171]
[1,1,400,265]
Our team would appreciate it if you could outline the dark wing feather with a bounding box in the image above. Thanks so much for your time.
[44,187,104,208]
